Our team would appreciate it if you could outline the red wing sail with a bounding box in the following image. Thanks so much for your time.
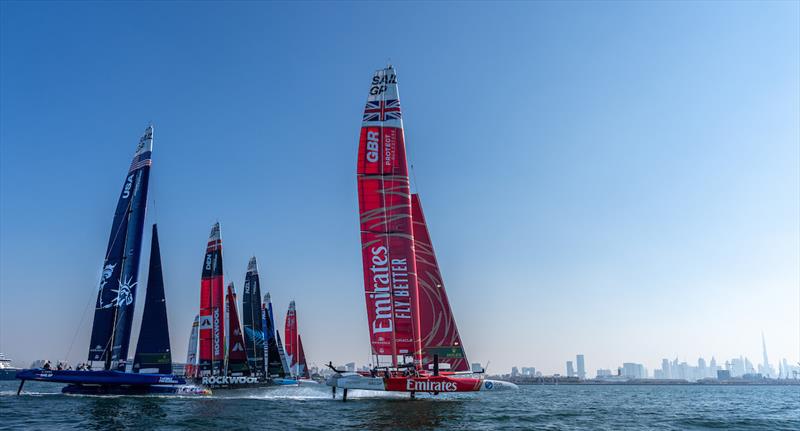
[412,194,469,371]
[225,283,250,375]
[198,223,225,376]
[297,335,310,379]
[357,66,422,367]
[284,300,298,375]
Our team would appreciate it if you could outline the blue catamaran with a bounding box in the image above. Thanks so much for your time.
[16,126,208,396]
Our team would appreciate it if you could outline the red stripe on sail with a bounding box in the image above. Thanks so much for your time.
[412,194,470,372]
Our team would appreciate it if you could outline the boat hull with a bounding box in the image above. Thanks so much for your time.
[61,384,209,395]
[327,373,518,393]
[16,369,186,385]
[191,375,307,389]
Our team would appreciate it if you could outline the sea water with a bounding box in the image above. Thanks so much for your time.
[1,381,798,430]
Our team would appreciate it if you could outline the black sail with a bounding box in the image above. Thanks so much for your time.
[263,293,284,377]
[242,257,265,376]
[132,224,172,374]
[88,126,153,370]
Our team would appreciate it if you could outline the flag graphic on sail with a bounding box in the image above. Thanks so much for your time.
[411,194,469,371]
[226,283,250,375]
[242,257,265,376]
[284,300,298,375]
[132,224,173,374]
[198,222,225,376]
[357,66,422,367]
[186,315,199,377]
[88,126,153,370]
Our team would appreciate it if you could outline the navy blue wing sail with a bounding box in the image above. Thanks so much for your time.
[88,126,153,370]
[133,224,172,374]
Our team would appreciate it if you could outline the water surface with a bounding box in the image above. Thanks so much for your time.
[2,381,798,430]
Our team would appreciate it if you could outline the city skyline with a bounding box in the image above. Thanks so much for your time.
[507,340,800,379]
[1,2,798,373]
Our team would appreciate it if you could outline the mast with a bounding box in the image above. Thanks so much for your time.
[88,125,153,371]
[356,66,422,368]
[412,194,469,371]
[132,224,173,374]
[242,257,265,376]
[198,222,225,376]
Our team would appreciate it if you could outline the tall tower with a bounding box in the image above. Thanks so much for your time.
[576,354,586,379]
[761,332,773,377]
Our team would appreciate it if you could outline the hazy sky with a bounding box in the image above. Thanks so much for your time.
[1,1,798,375]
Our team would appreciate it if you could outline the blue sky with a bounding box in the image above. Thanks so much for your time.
[1,1,798,374]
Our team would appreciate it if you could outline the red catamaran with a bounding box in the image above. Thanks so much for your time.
[326,66,516,399]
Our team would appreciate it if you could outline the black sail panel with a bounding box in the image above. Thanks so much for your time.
[133,224,172,374]
[263,293,284,377]
[242,257,265,376]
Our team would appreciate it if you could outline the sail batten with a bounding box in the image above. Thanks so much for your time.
[133,224,173,374]
[356,67,422,367]
[88,126,153,370]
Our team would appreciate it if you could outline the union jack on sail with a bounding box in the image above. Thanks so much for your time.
[363,99,401,122]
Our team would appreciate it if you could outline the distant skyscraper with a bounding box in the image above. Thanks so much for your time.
[576,354,586,379]
[511,366,519,377]
[661,359,671,379]
[566,361,575,377]
[471,363,483,373]
[621,363,646,379]
[345,362,355,372]
[596,369,612,378]
[760,332,774,377]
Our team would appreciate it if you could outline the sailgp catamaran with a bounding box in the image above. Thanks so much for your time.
[325,67,517,400]
[16,127,207,396]
[284,301,312,380]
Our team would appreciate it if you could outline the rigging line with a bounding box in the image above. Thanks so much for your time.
[64,287,97,364]
[410,164,419,196]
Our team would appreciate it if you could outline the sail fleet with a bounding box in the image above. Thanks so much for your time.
[15,65,517,397]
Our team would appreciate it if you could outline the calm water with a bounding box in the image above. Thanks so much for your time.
[1,381,798,430]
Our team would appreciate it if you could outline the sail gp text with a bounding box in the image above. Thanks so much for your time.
[370,73,397,95]
[369,245,411,334]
